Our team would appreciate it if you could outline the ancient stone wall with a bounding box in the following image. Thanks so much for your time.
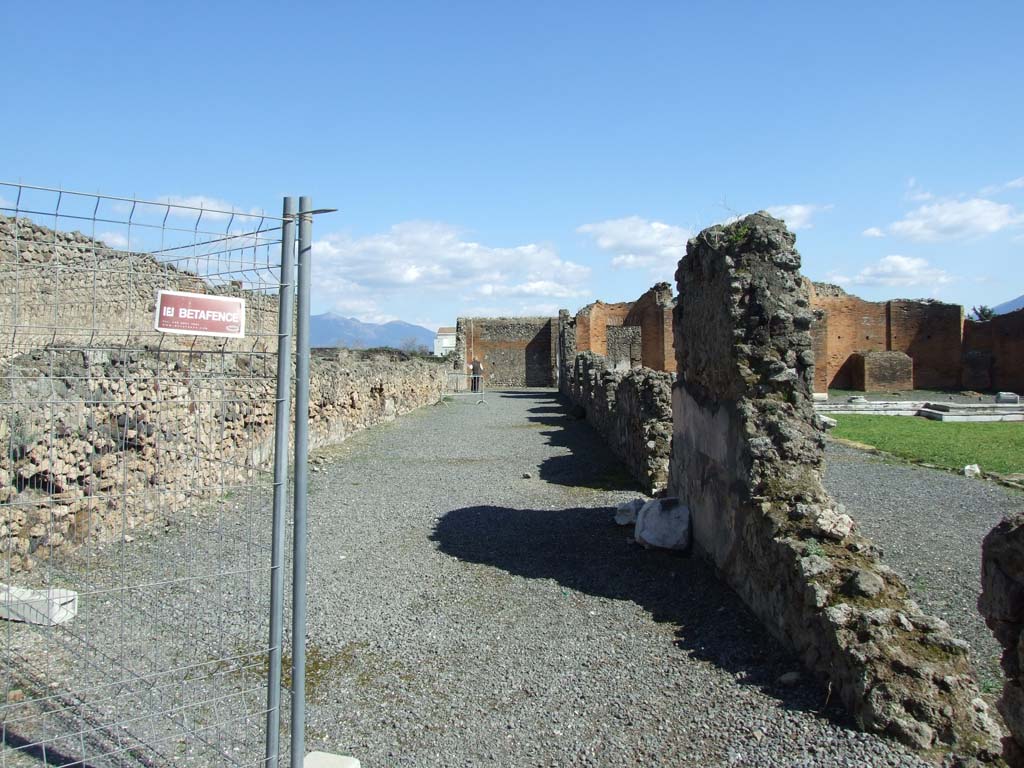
[888,300,963,390]
[964,309,1024,393]
[563,351,672,494]
[851,351,914,392]
[0,215,279,361]
[669,213,1000,758]
[980,513,1024,766]
[557,310,576,396]
[808,282,965,391]
[574,301,633,357]
[605,326,642,371]
[454,317,556,387]
[0,346,445,573]
[623,282,676,372]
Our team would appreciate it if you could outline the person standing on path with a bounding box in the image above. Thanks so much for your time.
[470,358,483,392]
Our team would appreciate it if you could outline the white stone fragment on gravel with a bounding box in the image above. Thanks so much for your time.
[614,499,645,526]
[305,753,361,768]
[634,498,690,550]
[962,464,982,478]
[0,584,78,626]
[812,508,855,541]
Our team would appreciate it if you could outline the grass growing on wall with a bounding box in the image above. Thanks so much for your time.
[831,415,1024,475]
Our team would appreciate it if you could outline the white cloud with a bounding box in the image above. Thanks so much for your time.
[832,255,953,289]
[577,216,689,274]
[764,204,834,231]
[905,177,934,202]
[311,221,589,322]
[479,280,587,299]
[98,231,129,248]
[862,227,886,238]
[889,198,1023,241]
[155,195,268,222]
[980,176,1024,196]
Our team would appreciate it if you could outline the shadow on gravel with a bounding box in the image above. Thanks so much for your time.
[521,396,642,492]
[431,504,848,724]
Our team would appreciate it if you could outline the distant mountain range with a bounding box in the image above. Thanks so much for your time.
[310,313,436,350]
[994,294,1024,315]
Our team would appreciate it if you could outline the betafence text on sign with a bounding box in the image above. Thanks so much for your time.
[154,290,246,338]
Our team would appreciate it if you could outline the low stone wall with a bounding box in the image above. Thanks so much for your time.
[1,346,444,573]
[980,513,1024,766]
[563,351,672,494]
[670,213,1000,759]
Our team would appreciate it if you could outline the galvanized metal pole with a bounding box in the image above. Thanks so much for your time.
[265,197,296,767]
[290,196,313,768]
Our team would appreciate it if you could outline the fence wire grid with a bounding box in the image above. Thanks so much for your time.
[0,183,297,767]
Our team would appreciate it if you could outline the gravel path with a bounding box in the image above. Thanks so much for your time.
[296,390,932,767]
[6,391,965,767]
[823,440,1024,692]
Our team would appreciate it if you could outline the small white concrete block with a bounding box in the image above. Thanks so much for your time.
[635,498,690,550]
[0,584,78,626]
[614,498,645,526]
[996,392,1020,404]
[819,415,837,430]
[963,464,982,478]
[305,753,361,768]
[847,396,868,404]
[812,392,829,402]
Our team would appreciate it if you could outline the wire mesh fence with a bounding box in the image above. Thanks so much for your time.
[0,183,296,766]
[442,373,486,405]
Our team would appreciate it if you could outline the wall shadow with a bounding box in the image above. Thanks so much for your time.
[430,504,847,723]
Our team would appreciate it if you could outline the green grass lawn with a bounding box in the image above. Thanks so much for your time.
[830,415,1024,475]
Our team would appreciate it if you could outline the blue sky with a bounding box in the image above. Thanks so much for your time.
[2,1,1022,329]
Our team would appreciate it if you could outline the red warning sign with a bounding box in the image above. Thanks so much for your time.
[154,290,246,338]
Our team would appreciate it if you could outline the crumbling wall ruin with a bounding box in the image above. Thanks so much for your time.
[669,213,1001,758]
[980,513,1024,766]
[453,317,557,387]
[964,310,1024,393]
[562,352,672,494]
[0,346,445,573]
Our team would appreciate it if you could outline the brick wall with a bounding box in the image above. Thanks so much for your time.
[963,309,1024,393]
[623,282,676,372]
[887,300,962,389]
[811,295,888,389]
[809,292,964,391]
[850,351,913,392]
[575,301,633,356]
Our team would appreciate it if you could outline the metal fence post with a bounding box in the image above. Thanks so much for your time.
[291,196,313,767]
[265,196,296,767]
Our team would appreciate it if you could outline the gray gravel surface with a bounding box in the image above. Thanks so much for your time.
[823,440,1024,692]
[295,391,933,767]
[5,391,951,767]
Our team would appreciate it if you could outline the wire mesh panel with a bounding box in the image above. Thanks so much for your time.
[442,373,486,405]
[0,183,289,766]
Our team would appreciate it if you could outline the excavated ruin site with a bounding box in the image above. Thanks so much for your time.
[3,211,1024,767]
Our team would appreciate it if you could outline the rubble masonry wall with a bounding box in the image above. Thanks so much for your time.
[669,213,1000,758]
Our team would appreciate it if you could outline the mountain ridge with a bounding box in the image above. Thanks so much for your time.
[310,314,436,350]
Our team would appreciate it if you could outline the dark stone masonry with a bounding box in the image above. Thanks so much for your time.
[669,213,1001,760]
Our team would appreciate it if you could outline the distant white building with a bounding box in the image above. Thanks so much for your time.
[434,326,456,357]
